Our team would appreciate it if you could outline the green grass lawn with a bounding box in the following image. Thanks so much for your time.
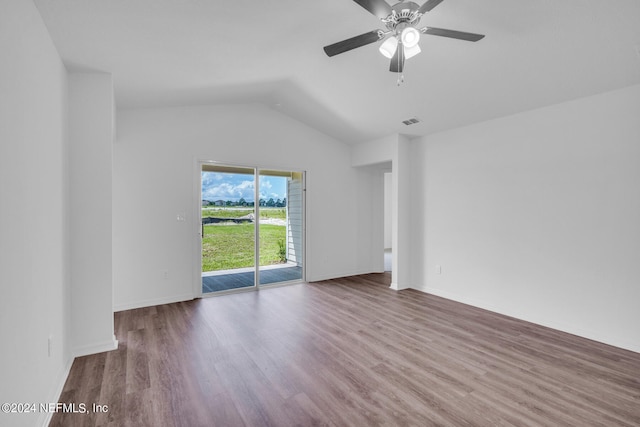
[202,207,285,219]
[202,223,286,272]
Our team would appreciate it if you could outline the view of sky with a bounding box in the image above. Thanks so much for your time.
[201,172,286,203]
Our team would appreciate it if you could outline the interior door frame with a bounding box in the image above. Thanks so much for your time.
[193,159,306,298]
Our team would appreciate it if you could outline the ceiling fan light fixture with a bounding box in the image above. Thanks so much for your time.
[379,36,398,59]
[322,0,486,79]
[400,26,420,48]
[404,43,421,59]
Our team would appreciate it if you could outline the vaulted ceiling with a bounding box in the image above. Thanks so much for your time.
[34,0,640,143]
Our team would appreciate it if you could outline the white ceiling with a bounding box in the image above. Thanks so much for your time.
[34,0,640,144]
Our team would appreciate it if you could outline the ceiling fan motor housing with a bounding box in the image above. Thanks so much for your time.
[384,1,422,33]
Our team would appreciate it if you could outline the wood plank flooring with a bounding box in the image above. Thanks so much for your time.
[51,273,640,426]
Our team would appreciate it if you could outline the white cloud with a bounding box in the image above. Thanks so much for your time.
[260,180,272,190]
[202,173,286,202]
[202,180,255,201]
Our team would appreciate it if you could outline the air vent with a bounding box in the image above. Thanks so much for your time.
[402,117,420,126]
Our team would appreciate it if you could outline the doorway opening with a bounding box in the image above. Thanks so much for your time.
[199,163,304,294]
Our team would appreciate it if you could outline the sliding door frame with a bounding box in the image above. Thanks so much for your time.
[193,159,306,298]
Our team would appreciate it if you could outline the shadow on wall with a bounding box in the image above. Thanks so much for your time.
[122,79,365,143]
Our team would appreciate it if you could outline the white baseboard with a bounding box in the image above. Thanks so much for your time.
[114,293,194,312]
[413,285,640,354]
[74,335,118,358]
[41,337,119,425]
[390,281,413,291]
[307,268,379,283]
[40,356,73,427]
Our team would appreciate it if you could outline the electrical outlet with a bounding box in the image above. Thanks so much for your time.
[435,265,442,275]
[162,270,169,280]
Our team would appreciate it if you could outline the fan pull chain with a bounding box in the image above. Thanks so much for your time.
[396,42,404,86]
[396,47,401,85]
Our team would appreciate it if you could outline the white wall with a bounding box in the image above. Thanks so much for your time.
[0,0,71,425]
[392,135,412,290]
[114,103,376,309]
[411,84,640,353]
[384,172,392,249]
[351,134,396,167]
[354,166,385,274]
[68,73,117,356]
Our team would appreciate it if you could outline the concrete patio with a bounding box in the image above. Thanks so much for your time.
[202,263,303,293]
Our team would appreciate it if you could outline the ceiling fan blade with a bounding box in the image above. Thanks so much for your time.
[323,30,383,57]
[424,27,485,42]
[352,0,393,19]
[418,0,445,14]
[389,44,405,73]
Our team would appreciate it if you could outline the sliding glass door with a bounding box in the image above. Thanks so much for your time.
[199,163,304,294]
[258,170,304,286]
[201,165,256,293]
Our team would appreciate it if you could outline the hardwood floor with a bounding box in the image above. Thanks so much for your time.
[51,273,640,426]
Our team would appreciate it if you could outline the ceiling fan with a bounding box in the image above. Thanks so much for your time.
[323,0,485,74]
